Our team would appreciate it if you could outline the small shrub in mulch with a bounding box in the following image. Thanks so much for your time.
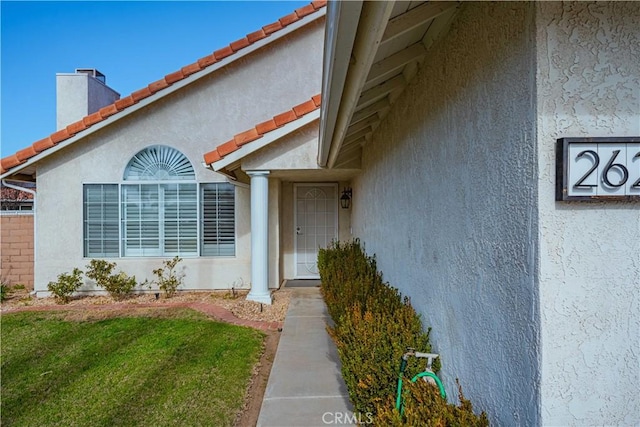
[47,268,83,304]
[145,256,184,298]
[85,259,137,301]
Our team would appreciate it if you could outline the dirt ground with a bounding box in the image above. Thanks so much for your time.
[1,287,290,427]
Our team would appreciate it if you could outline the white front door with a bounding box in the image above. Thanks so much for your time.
[294,184,338,278]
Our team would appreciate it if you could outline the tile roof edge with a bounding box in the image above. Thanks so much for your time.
[203,94,321,167]
[0,1,327,177]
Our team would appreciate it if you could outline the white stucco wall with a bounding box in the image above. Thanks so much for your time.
[242,122,322,172]
[36,130,254,293]
[268,178,280,289]
[351,3,539,425]
[536,2,640,425]
[34,18,324,293]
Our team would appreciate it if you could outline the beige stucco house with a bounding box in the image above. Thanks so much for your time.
[2,1,638,426]
[1,2,343,304]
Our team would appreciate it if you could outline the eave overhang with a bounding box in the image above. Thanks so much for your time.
[209,108,321,175]
[318,1,461,169]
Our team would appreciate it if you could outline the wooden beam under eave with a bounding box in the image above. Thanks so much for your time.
[422,6,461,50]
[346,123,372,138]
[366,42,426,84]
[342,136,366,151]
[381,1,458,44]
[344,127,372,145]
[325,1,395,169]
[358,74,406,110]
[352,98,390,124]
[334,154,361,170]
[346,114,380,136]
[334,145,363,169]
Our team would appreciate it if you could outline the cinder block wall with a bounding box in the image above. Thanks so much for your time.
[0,214,34,289]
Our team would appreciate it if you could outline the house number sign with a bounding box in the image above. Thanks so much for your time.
[556,137,640,201]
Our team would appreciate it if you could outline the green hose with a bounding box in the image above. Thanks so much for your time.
[396,362,446,413]
[411,371,447,399]
[395,357,408,410]
[396,375,405,410]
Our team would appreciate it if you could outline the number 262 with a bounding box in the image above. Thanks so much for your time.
[574,150,640,189]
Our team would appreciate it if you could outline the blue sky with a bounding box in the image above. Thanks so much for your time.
[1,0,309,157]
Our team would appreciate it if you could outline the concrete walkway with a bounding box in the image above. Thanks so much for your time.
[257,287,354,427]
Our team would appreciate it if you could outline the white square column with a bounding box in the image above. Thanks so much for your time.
[246,170,273,304]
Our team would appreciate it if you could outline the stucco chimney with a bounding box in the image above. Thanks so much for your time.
[56,69,120,130]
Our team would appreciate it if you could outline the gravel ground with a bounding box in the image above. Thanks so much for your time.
[1,288,292,323]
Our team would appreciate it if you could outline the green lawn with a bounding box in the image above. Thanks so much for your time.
[1,309,264,427]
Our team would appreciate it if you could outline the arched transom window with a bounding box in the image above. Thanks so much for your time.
[124,145,195,181]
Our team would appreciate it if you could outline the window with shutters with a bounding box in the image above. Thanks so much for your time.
[84,184,119,257]
[201,183,235,256]
[83,146,235,258]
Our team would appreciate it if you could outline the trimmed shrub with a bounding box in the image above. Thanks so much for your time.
[318,239,385,321]
[328,301,432,415]
[47,268,83,304]
[149,256,184,298]
[85,259,137,301]
[318,239,488,425]
[376,380,489,426]
[0,283,7,302]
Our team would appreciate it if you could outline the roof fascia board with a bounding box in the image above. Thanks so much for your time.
[212,109,321,171]
[317,0,363,167]
[1,8,326,180]
[321,1,395,169]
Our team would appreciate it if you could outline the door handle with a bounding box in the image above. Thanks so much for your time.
[296,227,302,235]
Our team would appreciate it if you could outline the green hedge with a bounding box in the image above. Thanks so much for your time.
[318,239,488,426]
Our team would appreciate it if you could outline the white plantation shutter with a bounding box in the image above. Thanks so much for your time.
[122,183,198,257]
[84,184,119,257]
[163,184,198,255]
[122,184,160,256]
[201,183,235,256]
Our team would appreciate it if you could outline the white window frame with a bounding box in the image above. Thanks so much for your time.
[83,183,120,258]
[83,182,236,258]
[121,182,199,257]
[83,146,236,258]
[200,183,236,257]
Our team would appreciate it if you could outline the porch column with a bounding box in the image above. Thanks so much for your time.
[246,170,273,304]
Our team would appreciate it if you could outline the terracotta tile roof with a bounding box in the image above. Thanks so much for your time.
[203,94,321,165]
[0,1,327,176]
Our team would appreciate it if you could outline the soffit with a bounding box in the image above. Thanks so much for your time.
[322,1,461,168]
